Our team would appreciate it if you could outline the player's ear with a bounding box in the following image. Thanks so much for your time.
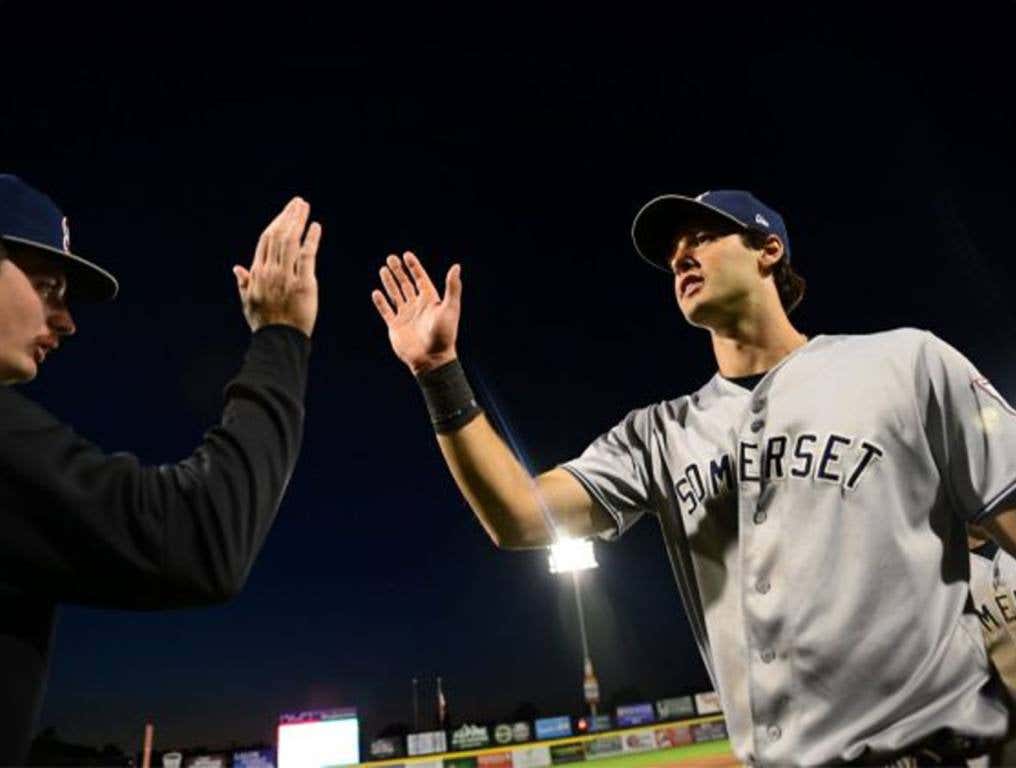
[758,235,784,275]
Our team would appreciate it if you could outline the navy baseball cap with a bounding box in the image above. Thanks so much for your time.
[632,190,791,273]
[0,174,119,301]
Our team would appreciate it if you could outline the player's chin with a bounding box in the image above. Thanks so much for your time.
[8,349,39,381]
[0,355,38,384]
[676,292,710,328]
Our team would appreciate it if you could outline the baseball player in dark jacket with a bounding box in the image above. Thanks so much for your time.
[0,175,322,764]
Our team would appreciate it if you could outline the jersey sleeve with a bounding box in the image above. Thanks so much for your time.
[559,406,655,541]
[0,325,310,608]
[918,332,1016,523]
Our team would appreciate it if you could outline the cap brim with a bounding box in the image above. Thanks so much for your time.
[2,235,119,302]
[631,195,748,272]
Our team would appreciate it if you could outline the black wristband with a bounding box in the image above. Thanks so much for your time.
[416,358,483,433]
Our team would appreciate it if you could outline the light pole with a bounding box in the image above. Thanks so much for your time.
[549,538,600,717]
[412,677,419,732]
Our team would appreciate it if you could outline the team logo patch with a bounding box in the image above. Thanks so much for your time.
[61,216,71,252]
[974,377,1016,416]
[754,212,770,227]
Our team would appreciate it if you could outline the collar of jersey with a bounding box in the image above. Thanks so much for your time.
[703,334,825,402]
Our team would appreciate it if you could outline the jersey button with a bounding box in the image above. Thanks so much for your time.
[756,578,771,594]
[752,397,766,413]
[761,649,775,663]
[750,418,765,432]
[767,724,782,742]
[753,510,767,525]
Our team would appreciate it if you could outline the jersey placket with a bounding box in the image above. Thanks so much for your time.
[737,383,791,763]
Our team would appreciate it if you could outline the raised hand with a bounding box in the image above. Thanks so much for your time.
[233,197,322,338]
[371,251,462,375]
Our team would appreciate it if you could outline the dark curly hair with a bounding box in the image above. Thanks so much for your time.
[740,227,806,314]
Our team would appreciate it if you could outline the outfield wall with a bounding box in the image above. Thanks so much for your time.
[360,714,735,768]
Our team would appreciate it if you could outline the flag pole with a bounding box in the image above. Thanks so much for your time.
[437,676,447,729]
[412,677,420,732]
[141,722,154,768]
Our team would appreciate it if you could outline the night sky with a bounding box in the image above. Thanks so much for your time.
[2,2,1015,757]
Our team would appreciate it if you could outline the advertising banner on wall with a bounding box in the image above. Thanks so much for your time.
[450,724,491,751]
[535,716,572,740]
[477,751,513,768]
[493,722,532,745]
[655,696,695,720]
[407,730,448,756]
[654,725,693,749]
[691,721,728,743]
[620,731,656,753]
[444,757,478,768]
[694,691,722,715]
[513,745,552,768]
[233,749,276,768]
[583,736,623,760]
[615,704,655,728]
[183,755,228,768]
[549,742,585,764]
[577,714,612,734]
[369,737,405,760]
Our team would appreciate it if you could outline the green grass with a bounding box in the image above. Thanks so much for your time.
[581,740,734,767]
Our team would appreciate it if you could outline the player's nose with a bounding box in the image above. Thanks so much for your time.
[48,303,76,337]
[670,247,700,275]
[670,237,700,268]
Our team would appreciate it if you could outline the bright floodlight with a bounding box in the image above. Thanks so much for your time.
[549,538,598,574]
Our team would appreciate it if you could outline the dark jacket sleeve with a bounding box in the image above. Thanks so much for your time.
[0,325,310,608]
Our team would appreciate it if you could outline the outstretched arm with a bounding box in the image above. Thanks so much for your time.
[0,198,322,607]
[371,251,613,549]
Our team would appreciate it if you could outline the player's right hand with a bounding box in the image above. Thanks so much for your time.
[371,251,462,376]
[233,197,322,338]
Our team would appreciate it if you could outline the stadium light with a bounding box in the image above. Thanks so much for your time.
[548,538,601,715]
[548,538,598,574]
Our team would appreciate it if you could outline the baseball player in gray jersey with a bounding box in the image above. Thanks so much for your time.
[969,526,1016,766]
[371,190,1016,766]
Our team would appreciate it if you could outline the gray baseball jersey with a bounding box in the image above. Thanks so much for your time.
[970,548,1016,700]
[969,548,1016,766]
[561,329,1014,766]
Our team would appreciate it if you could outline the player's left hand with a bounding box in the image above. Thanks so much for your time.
[233,197,322,338]
[371,251,461,376]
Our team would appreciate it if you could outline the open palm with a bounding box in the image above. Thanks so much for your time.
[372,251,462,375]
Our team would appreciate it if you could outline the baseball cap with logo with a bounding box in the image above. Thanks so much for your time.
[631,189,791,273]
[0,174,119,301]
